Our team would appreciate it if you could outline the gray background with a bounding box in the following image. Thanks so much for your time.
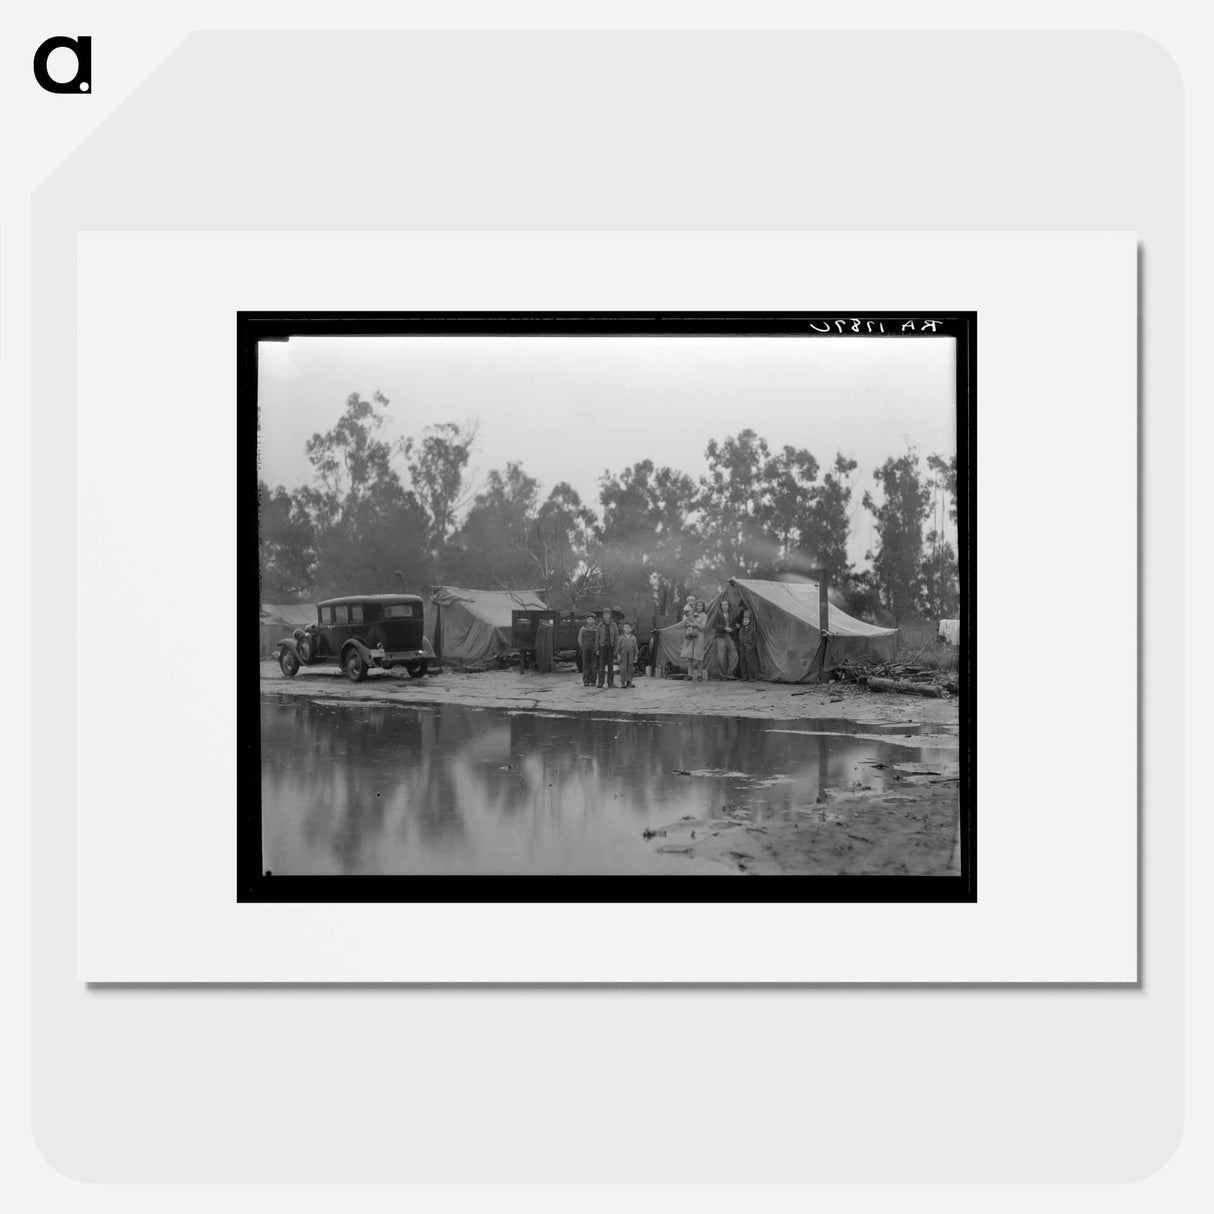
[32,31,1180,1180]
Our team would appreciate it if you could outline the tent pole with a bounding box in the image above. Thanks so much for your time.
[818,564,831,683]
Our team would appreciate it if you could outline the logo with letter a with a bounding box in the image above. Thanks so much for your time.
[33,35,91,93]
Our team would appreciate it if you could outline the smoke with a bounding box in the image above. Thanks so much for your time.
[601,534,849,588]
[774,549,820,578]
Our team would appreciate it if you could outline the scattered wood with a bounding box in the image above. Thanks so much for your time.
[832,655,960,696]
[867,676,943,698]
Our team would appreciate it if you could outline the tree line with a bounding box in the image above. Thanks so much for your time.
[259,391,960,623]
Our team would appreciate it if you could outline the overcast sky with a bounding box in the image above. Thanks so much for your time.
[257,334,957,570]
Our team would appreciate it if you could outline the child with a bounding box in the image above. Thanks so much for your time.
[737,608,759,682]
[617,622,639,688]
[577,614,598,686]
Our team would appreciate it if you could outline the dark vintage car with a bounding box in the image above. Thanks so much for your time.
[274,594,430,682]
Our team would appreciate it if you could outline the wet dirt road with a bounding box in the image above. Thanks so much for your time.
[259,659,960,727]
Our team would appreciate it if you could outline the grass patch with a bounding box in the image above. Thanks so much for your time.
[894,619,960,673]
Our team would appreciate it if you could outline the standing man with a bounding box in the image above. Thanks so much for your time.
[712,593,739,679]
[577,614,598,686]
[595,609,619,689]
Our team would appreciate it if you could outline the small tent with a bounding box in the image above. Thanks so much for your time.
[426,586,548,668]
[259,602,316,657]
[651,577,897,682]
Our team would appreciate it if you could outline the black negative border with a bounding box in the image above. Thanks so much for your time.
[239,312,976,904]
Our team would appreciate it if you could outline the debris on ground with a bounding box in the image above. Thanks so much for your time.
[867,676,943,698]
[832,656,957,698]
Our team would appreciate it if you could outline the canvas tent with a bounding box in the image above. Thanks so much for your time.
[259,602,316,657]
[651,578,897,683]
[426,586,548,668]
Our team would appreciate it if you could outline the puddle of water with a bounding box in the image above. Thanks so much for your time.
[261,699,952,875]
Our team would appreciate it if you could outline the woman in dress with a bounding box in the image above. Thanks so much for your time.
[688,599,710,681]
[678,595,696,671]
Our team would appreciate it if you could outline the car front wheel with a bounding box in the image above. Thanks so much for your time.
[342,647,368,683]
[278,648,300,677]
[404,661,429,678]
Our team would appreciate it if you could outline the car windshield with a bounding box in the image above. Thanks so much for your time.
[383,604,415,618]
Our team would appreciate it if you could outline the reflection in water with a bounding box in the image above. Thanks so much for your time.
[261,697,941,875]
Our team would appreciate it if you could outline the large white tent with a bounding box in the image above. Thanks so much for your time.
[651,577,897,682]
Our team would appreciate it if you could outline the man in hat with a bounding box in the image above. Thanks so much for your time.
[595,609,620,688]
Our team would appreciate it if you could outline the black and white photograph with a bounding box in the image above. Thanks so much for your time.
[245,313,974,900]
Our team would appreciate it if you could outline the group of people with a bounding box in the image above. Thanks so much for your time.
[574,595,762,689]
[679,594,760,682]
[577,610,640,689]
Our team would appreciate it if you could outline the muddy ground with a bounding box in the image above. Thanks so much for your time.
[259,660,962,876]
[641,777,960,876]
